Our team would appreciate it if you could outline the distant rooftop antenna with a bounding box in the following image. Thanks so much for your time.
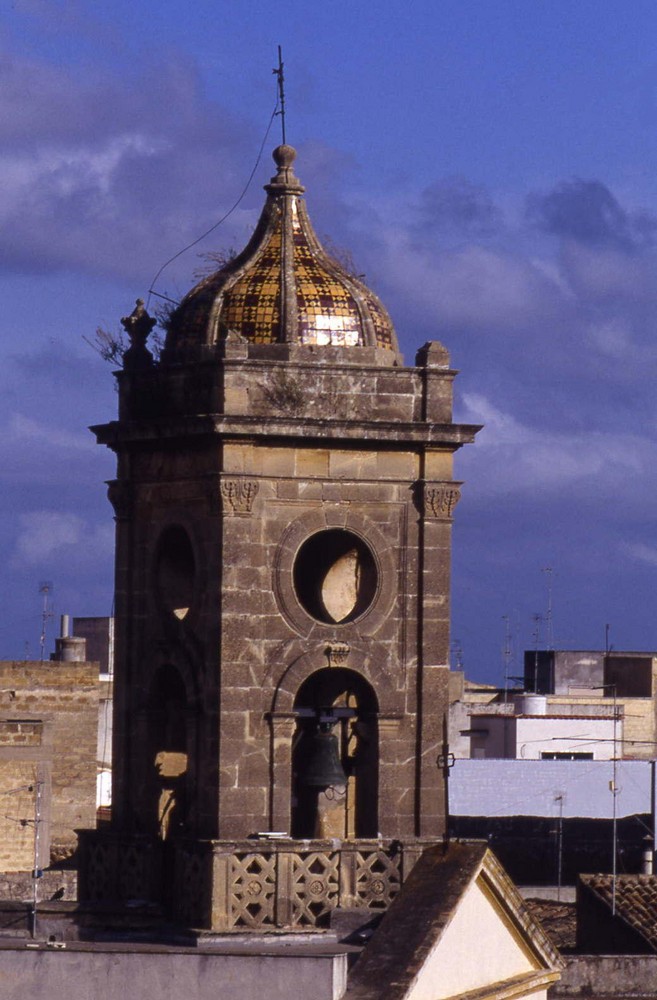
[542,566,554,651]
[273,45,287,145]
[38,582,54,662]
[502,615,513,702]
[531,612,543,693]
[450,639,463,671]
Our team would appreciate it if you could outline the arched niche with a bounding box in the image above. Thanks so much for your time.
[146,664,189,839]
[268,643,397,717]
[290,668,379,839]
[154,524,197,622]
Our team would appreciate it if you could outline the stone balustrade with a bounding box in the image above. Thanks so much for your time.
[78,832,435,930]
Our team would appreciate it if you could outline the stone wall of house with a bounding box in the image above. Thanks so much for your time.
[617,696,655,757]
[0,662,98,865]
[553,955,657,996]
[0,722,42,871]
[0,944,348,1000]
[551,694,655,759]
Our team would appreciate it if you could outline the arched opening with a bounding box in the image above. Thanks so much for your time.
[147,665,189,839]
[291,668,379,839]
[293,529,378,624]
[155,525,196,621]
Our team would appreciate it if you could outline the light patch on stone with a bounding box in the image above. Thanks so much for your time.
[322,548,360,623]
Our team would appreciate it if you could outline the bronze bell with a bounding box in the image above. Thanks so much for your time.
[300,722,348,788]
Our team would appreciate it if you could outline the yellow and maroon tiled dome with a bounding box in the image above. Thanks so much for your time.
[164,146,398,357]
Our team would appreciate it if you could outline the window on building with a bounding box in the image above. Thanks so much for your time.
[540,751,594,760]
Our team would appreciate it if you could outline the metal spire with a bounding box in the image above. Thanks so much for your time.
[273,45,287,145]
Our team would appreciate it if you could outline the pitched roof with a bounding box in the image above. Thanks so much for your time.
[580,874,657,951]
[347,842,562,1000]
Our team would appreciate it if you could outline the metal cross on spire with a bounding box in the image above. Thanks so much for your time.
[273,45,287,145]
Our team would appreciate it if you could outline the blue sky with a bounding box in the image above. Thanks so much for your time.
[3,0,657,680]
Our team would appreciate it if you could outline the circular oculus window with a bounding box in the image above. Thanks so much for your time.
[293,529,378,624]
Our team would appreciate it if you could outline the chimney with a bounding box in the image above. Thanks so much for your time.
[52,614,86,662]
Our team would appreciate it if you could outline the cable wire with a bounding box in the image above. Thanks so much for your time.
[147,93,280,309]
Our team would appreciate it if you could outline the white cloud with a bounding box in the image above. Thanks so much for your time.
[460,393,649,496]
[12,511,113,566]
[13,511,84,564]
[562,243,651,301]
[362,220,570,335]
[460,394,526,446]
[0,134,166,213]
[587,318,633,358]
[622,542,657,568]
[0,48,255,281]
[8,414,94,452]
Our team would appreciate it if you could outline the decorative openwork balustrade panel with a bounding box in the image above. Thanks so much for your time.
[204,840,423,930]
[289,850,340,926]
[82,836,116,903]
[173,841,212,927]
[79,832,429,930]
[78,830,164,905]
[355,848,402,909]
[229,852,277,928]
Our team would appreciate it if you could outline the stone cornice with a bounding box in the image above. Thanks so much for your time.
[91,414,481,450]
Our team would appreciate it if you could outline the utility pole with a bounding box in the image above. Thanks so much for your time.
[611,684,618,916]
[555,793,564,901]
[31,780,43,939]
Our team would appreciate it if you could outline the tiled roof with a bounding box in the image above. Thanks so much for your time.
[164,145,398,358]
[525,898,577,951]
[580,874,657,951]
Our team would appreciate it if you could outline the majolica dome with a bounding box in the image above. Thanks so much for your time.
[164,146,399,358]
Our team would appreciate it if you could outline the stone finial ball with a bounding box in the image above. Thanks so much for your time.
[273,144,297,168]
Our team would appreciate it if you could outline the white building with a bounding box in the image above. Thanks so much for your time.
[466,694,620,760]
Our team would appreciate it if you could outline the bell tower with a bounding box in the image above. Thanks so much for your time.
[82,145,479,929]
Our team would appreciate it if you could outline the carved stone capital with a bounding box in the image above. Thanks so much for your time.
[422,481,462,520]
[267,712,297,740]
[220,478,259,515]
[325,642,350,667]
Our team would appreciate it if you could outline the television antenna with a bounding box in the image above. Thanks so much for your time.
[531,612,543,692]
[542,566,554,650]
[38,582,54,662]
[502,615,513,702]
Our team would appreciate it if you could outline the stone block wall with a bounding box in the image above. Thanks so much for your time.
[0,744,42,871]
[100,339,477,851]
[0,662,98,865]
[554,955,657,996]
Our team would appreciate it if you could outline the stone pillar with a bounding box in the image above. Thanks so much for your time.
[106,478,133,830]
[377,716,407,838]
[269,713,296,833]
[417,480,460,837]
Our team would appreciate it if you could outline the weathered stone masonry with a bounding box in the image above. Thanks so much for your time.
[82,145,479,928]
